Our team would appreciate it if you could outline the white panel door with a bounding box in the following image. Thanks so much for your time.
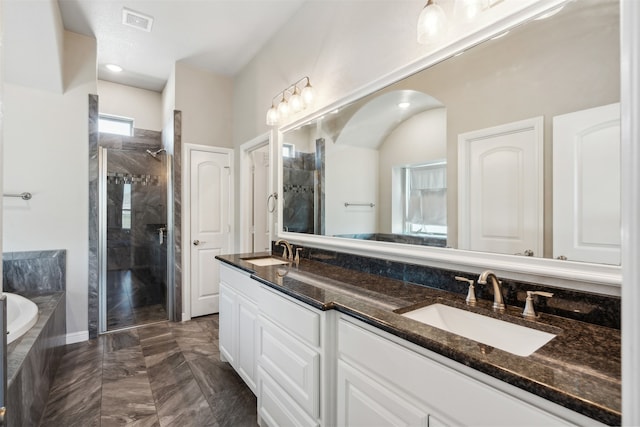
[190,149,231,317]
[553,103,620,264]
[458,117,543,256]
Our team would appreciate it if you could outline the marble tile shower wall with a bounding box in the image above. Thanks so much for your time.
[283,152,316,233]
[276,243,621,329]
[106,150,166,273]
[3,250,66,293]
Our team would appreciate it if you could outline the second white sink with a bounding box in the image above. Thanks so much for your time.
[244,257,290,266]
[402,303,556,357]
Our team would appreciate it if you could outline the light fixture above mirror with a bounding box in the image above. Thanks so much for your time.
[266,76,315,126]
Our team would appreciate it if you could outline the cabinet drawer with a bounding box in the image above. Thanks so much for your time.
[338,318,573,426]
[220,263,260,301]
[258,367,319,427]
[259,285,320,347]
[258,316,320,418]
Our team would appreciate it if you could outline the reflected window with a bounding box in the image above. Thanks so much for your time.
[282,143,295,158]
[404,162,447,235]
[122,183,132,230]
[99,114,134,136]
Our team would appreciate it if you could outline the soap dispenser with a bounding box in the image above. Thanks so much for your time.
[522,291,553,319]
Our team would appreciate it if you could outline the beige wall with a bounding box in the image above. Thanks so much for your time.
[97,80,163,131]
[175,62,233,148]
[3,31,97,338]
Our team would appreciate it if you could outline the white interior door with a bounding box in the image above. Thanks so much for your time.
[190,149,231,317]
[252,146,271,252]
[458,117,543,256]
[553,103,620,264]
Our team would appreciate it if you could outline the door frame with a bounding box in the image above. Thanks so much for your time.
[239,132,273,253]
[182,143,234,321]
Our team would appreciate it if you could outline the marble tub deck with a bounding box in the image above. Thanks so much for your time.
[39,314,257,426]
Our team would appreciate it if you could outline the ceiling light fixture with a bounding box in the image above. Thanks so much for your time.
[417,0,447,45]
[105,64,123,72]
[265,77,315,126]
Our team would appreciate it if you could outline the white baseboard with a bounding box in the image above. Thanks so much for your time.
[181,312,190,322]
[66,330,89,344]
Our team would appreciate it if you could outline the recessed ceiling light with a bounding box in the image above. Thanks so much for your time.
[398,102,411,109]
[105,64,123,72]
[122,8,154,32]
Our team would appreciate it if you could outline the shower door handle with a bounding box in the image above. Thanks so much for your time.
[193,240,205,246]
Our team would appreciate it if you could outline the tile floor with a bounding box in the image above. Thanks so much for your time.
[106,269,168,330]
[39,315,258,427]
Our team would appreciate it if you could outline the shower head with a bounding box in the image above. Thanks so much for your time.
[146,148,166,159]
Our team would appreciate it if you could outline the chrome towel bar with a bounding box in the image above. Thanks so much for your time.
[344,202,375,207]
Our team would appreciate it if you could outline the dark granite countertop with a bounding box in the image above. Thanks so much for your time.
[217,253,621,426]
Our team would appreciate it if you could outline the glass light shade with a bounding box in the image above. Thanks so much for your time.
[289,87,303,113]
[417,0,447,45]
[457,0,486,23]
[266,105,279,126]
[301,82,314,106]
[277,98,290,119]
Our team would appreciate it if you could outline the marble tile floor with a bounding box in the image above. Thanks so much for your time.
[39,315,258,427]
[107,269,168,330]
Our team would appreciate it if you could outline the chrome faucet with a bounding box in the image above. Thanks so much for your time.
[477,270,505,311]
[275,239,293,261]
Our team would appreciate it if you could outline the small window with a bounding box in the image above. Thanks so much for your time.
[99,114,134,136]
[122,183,132,230]
[282,143,295,158]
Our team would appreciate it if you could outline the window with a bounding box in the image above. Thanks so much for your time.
[403,162,447,235]
[122,183,132,230]
[99,114,134,136]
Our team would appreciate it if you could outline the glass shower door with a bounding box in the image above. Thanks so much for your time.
[99,147,169,331]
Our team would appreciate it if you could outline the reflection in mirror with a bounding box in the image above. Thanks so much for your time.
[281,0,620,265]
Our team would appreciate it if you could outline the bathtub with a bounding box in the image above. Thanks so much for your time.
[6,293,39,344]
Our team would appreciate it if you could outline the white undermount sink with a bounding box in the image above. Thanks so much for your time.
[402,303,556,357]
[243,257,290,266]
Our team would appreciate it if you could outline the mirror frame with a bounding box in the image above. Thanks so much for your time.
[275,0,621,296]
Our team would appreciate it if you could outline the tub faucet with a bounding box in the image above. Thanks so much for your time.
[275,239,293,261]
[477,270,505,312]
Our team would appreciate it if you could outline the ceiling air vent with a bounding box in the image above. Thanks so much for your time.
[122,8,154,32]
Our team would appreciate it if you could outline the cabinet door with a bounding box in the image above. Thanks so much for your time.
[219,282,236,365]
[337,360,429,427]
[237,293,258,393]
[258,367,319,427]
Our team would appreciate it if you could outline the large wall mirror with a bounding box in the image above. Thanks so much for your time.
[277,0,621,291]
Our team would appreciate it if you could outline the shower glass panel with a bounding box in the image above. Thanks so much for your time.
[100,147,169,331]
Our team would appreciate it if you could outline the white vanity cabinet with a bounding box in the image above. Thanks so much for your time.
[336,315,597,427]
[219,264,260,393]
[256,285,335,427]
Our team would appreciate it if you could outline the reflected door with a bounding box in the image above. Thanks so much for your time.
[553,103,621,264]
[458,117,544,256]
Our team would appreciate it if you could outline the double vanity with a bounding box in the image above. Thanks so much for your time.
[216,252,620,427]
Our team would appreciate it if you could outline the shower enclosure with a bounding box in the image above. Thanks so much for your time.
[98,146,171,332]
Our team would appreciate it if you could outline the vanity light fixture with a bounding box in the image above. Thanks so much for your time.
[417,0,504,45]
[265,77,315,126]
[417,0,447,45]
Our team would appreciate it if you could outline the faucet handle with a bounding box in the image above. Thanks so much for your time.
[522,291,554,319]
[455,276,476,305]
